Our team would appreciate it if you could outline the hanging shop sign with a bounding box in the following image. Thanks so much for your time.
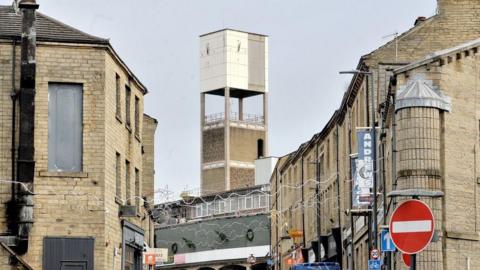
[353,128,374,206]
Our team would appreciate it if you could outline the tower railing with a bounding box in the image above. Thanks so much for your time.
[204,112,264,126]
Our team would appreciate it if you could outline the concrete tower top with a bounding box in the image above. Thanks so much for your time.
[200,29,268,95]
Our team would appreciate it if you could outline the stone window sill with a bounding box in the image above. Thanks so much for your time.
[126,124,132,133]
[38,171,88,178]
[135,134,141,143]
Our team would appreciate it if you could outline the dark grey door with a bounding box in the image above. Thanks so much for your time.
[44,237,94,270]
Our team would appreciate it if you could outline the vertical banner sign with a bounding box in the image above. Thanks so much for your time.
[351,155,359,206]
[354,129,373,206]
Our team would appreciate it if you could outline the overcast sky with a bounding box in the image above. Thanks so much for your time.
[1,0,437,199]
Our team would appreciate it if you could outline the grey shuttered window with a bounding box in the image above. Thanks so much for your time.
[116,152,121,200]
[134,96,140,136]
[135,168,140,209]
[116,74,121,119]
[126,85,131,128]
[126,160,131,205]
[48,83,83,172]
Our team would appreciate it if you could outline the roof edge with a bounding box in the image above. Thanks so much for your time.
[199,28,268,37]
[394,37,480,74]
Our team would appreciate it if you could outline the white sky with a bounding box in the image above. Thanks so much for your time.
[1,0,438,198]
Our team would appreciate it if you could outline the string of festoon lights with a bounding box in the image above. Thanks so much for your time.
[0,174,358,250]
[0,167,372,219]
[0,158,381,233]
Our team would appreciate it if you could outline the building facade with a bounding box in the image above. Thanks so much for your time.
[200,29,269,194]
[153,185,271,270]
[270,1,480,270]
[0,1,157,269]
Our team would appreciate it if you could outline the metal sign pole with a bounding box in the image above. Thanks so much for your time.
[410,254,416,270]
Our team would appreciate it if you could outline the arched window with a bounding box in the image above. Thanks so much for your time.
[257,139,264,159]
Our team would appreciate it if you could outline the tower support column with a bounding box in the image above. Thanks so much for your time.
[224,87,231,190]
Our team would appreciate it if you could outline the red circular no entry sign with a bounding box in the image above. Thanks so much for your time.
[389,199,435,254]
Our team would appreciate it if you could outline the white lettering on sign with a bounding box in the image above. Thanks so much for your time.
[392,220,432,233]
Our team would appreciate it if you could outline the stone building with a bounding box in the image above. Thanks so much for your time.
[270,1,480,270]
[0,1,157,269]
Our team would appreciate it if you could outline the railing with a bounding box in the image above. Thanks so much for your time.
[204,112,264,125]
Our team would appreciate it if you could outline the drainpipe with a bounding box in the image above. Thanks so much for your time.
[15,0,38,255]
[11,39,17,202]
[315,143,322,262]
[335,125,342,268]
[301,155,306,246]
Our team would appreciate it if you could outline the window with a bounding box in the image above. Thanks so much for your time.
[215,200,226,214]
[238,197,246,210]
[245,196,253,209]
[124,245,141,270]
[115,74,121,119]
[196,205,202,217]
[135,168,140,209]
[257,139,264,158]
[116,152,121,200]
[126,160,131,205]
[134,96,140,136]
[207,202,214,216]
[125,85,131,128]
[260,195,268,208]
[48,83,83,172]
[230,197,239,212]
[253,195,260,209]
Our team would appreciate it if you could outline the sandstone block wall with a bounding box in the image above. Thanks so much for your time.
[0,40,155,269]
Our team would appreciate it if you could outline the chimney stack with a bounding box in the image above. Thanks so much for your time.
[414,16,427,26]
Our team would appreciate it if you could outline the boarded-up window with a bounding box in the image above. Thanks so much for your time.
[126,85,131,128]
[135,168,140,209]
[43,237,94,270]
[48,83,83,172]
[116,74,121,118]
[134,96,140,136]
[116,152,121,200]
[126,160,131,205]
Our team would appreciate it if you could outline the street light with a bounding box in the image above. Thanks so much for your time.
[339,69,379,251]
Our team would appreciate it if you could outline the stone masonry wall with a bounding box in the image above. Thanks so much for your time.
[395,106,443,269]
[230,168,255,190]
[9,43,107,269]
[104,51,149,269]
[202,168,225,195]
[230,127,266,162]
[438,51,480,270]
[202,128,224,163]
[0,40,153,269]
[142,114,157,207]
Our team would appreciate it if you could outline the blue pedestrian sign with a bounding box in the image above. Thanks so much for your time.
[381,228,396,252]
[368,259,381,270]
